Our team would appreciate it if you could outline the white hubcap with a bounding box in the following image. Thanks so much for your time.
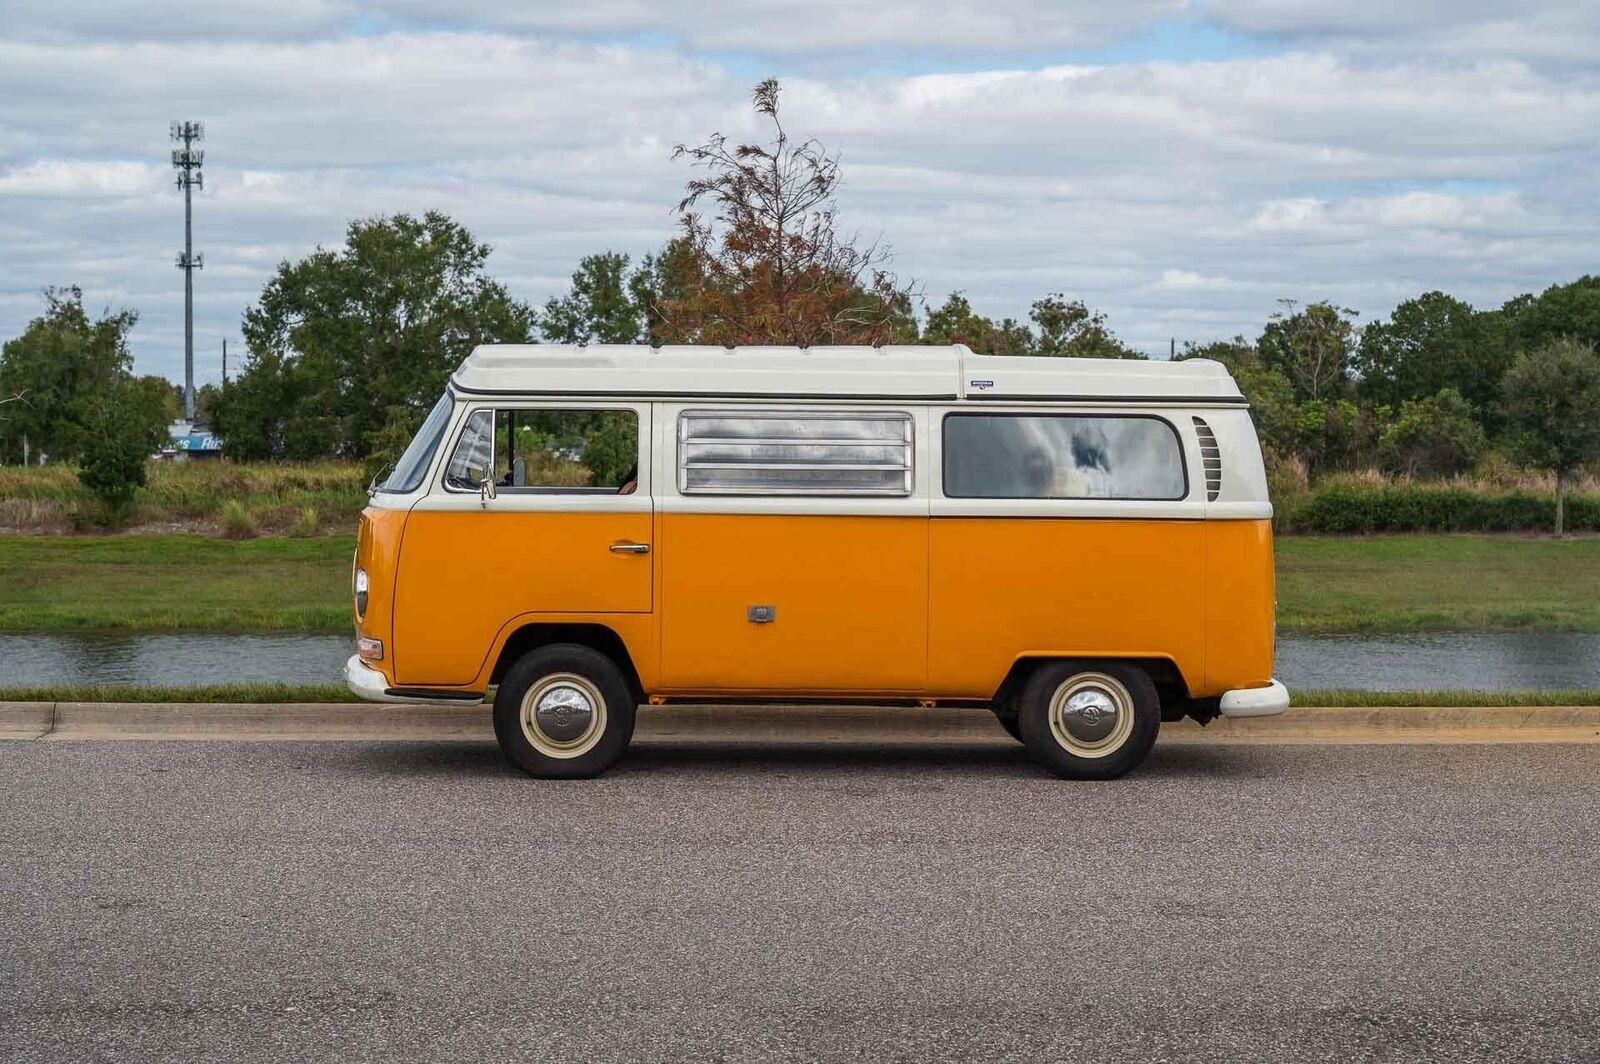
[1047,673,1135,758]
[520,673,606,759]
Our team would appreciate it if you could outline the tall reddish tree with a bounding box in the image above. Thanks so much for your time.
[660,79,916,347]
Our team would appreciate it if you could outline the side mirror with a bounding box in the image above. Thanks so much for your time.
[366,463,391,498]
[479,476,497,508]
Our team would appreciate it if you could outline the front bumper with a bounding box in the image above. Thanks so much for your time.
[343,654,484,706]
[1218,679,1290,718]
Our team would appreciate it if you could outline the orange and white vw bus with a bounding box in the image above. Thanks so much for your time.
[346,344,1287,779]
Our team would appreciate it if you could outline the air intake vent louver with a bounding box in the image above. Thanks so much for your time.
[1192,417,1222,501]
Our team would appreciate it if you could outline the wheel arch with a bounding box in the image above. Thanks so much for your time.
[489,622,646,705]
[992,655,1191,721]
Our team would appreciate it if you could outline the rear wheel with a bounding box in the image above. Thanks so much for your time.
[1016,662,1160,780]
[994,711,1023,743]
[493,644,636,779]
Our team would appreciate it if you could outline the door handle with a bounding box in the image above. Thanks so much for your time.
[609,541,651,555]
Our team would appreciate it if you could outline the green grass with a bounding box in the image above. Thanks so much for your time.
[1,531,1598,635]
[1276,534,1600,633]
[0,684,1594,706]
[0,534,354,631]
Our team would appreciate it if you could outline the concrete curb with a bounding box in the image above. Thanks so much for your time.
[2,701,1598,744]
[47,701,491,741]
[0,702,55,739]
[1163,705,1600,745]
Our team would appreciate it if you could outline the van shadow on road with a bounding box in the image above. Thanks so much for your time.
[333,736,1263,783]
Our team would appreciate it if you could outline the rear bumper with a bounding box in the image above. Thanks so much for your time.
[1219,679,1290,718]
[344,654,485,706]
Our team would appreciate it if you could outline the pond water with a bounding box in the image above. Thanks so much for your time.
[0,633,352,689]
[1,631,1598,693]
[1274,632,1600,692]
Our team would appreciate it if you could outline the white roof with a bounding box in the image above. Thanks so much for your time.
[450,344,1244,405]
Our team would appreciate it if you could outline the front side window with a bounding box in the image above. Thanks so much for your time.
[380,392,454,494]
[444,408,639,493]
[943,414,1185,500]
[679,410,913,495]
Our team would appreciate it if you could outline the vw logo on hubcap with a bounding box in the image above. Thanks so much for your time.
[533,684,595,744]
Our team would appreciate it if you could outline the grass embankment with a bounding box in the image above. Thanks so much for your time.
[0,461,365,534]
[0,535,352,631]
[1,532,1597,634]
[0,685,1595,706]
[1275,535,1600,633]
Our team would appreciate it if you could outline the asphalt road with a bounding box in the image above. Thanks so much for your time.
[2,738,1599,1063]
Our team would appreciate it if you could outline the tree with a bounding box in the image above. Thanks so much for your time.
[0,287,141,464]
[1355,291,1512,416]
[1179,338,1297,460]
[1377,387,1486,478]
[1286,399,1385,473]
[214,212,535,460]
[193,382,222,426]
[1501,337,1600,536]
[211,349,327,461]
[76,382,168,518]
[662,79,917,346]
[1259,299,1359,402]
[922,293,1030,354]
[541,252,651,345]
[1029,294,1143,359]
[362,403,426,485]
[1510,276,1600,354]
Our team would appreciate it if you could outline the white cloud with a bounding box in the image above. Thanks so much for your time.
[0,0,1184,52]
[0,160,165,197]
[0,9,1597,379]
[1201,0,1600,62]
[1158,269,1240,290]
[11,0,1595,64]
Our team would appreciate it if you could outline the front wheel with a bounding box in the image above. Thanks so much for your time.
[1016,662,1160,780]
[493,644,636,779]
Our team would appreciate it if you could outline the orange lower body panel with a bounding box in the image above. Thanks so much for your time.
[360,505,1275,701]
[927,517,1210,698]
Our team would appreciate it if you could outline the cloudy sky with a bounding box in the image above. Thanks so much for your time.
[2,1,1597,384]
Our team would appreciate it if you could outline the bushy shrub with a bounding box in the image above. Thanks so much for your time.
[76,395,163,522]
[219,499,260,539]
[1278,481,1600,534]
[1263,450,1309,501]
[1378,388,1485,478]
[289,506,319,537]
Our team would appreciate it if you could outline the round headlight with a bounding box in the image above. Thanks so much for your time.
[354,568,369,618]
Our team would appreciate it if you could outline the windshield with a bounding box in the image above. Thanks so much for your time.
[381,392,454,494]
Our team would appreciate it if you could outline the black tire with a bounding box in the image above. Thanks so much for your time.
[994,712,1024,743]
[493,644,636,779]
[1016,661,1160,780]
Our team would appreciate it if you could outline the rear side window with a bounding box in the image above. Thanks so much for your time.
[678,410,913,496]
[943,414,1186,500]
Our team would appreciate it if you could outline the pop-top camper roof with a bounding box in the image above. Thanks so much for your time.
[449,344,1246,405]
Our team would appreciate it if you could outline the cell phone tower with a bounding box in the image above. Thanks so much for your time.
[171,121,204,422]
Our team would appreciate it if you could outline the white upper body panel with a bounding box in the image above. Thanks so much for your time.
[449,344,1247,406]
[367,345,1269,518]
[958,354,1242,404]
